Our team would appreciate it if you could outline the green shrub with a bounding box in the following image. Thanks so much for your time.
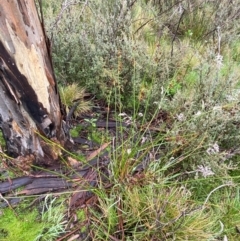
[42,0,240,111]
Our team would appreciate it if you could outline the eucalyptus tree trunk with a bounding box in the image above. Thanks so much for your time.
[0,0,66,166]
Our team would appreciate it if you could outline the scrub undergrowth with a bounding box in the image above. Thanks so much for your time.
[2,0,240,240]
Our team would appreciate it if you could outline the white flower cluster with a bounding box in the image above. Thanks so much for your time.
[197,165,215,178]
[206,143,219,155]
[118,112,133,125]
[195,111,202,117]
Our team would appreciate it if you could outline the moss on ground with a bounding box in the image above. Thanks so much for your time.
[0,208,44,241]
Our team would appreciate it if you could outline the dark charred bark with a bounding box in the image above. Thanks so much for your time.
[0,0,66,165]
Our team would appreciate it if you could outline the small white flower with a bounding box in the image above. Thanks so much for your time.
[153,101,161,110]
[213,106,222,111]
[176,113,185,122]
[206,148,214,155]
[206,143,219,155]
[212,143,219,153]
[195,111,202,117]
[225,95,236,102]
[124,116,133,125]
[118,112,133,125]
[223,235,228,241]
[138,112,143,117]
[127,149,131,155]
[169,157,175,162]
[118,112,127,117]
[197,165,215,178]
[141,136,148,144]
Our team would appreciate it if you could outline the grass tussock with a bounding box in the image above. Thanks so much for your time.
[59,83,92,115]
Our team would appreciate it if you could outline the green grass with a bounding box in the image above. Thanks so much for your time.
[0,130,6,150]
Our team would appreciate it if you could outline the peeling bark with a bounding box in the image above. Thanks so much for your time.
[0,0,66,165]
